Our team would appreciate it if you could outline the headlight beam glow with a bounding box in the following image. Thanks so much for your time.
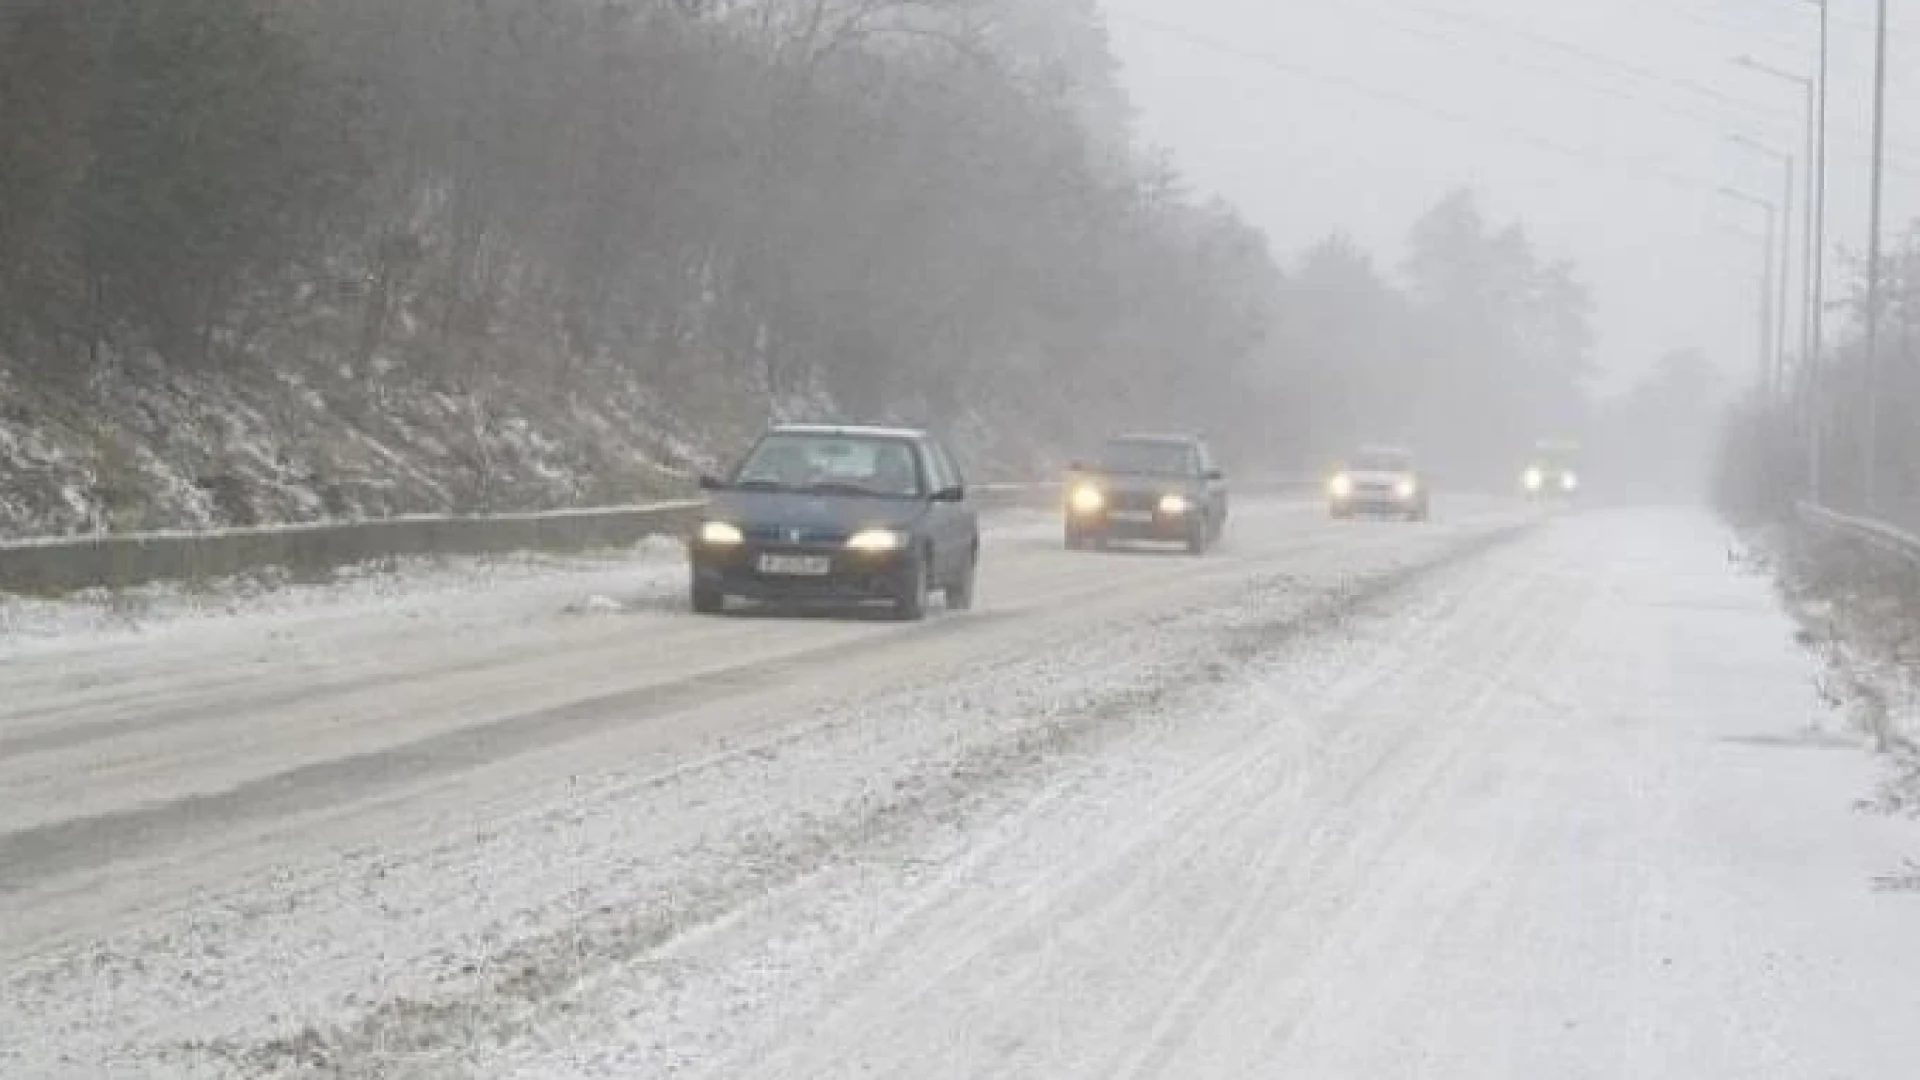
[846,528,907,552]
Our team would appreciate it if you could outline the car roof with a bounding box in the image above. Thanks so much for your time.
[767,423,927,440]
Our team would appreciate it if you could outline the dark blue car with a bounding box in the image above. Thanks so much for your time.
[690,425,980,620]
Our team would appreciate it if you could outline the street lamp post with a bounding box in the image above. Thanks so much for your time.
[1812,0,1829,502]
[1728,138,1795,393]
[1734,57,1817,372]
[1863,0,1889,509]
[1720,187,1780,394]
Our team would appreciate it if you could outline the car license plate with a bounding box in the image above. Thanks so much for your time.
[759,554,832,576]
[1111,510,1154,523]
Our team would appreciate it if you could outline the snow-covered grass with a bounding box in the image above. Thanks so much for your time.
[1767,522,1920,754]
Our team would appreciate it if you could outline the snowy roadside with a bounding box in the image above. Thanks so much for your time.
[1761,521,1920,825]
[0,541,685,660]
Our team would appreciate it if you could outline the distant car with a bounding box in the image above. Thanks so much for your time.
[1328,446,1430,521]
[1521,459,1581,500]
[1063,433,1229,554]
[689,424,979,620]
[1521,439,1582,500]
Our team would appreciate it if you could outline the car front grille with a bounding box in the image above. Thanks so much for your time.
[1107,491,1165,513]
[744,525,850,546]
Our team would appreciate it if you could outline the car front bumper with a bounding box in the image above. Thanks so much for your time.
[691,541,915,601]
[1067,508,1197,540]
[1332,489,1424,514]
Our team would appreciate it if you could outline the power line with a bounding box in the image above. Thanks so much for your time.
[1105,10,1902,196]
[1107,5,1920,183]
[1296,0,1920,164]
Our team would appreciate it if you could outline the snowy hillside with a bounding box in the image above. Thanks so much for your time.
[0,340,751,540]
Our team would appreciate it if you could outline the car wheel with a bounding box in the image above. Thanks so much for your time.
[1064,524,1085,550]
[892,552,930,621]
[946,547,978,611]
[1185,520,1208,556]
[691,580,724,615]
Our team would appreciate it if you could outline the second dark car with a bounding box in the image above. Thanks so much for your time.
[689,425,979,620]
[1063,434,1229,554]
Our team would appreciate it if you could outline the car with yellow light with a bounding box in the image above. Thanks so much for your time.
[1327,446,1430,521]
[1063,434,1228,554]
[689,425,979,620]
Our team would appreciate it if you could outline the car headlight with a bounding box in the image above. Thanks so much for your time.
[1395,478,1418,499]
[1561,472,1579,492]
[699,521,744,545]
[1069,484,1105,514]
[846,528,907,552]
[1523,468,1544,491]
[1158,493,1190,515]
[1328,474,1354,498]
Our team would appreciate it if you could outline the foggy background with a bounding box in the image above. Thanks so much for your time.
[1105,0,1920,394]
[0,0,1914,534]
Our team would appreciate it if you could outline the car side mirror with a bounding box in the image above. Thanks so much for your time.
[1067,460,1090,473]
[697,474,725,491]
[931,485,966,503]
[1205,468,1225,482]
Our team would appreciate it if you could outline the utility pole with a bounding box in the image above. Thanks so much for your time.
[1722,187,1780,393]
[1727,140,1794,394]
[1760,203,1778,395]
[1808,0,1830,502]
[1733,57,1817,373]
[1862,0,1888,509]
[1773,152,1794,391]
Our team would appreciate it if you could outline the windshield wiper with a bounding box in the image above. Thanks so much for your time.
[733,478,793,492]
[806,481,897,498]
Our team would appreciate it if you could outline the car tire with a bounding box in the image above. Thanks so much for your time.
[691,580,724,615]
[1185,521,1208,556]
[946,547,978,611]
[1064,525,1085,551]
[892,553,930,621]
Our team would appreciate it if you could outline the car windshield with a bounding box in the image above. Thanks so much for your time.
[1351,451,1412,473]
[732,433,923,497]
[1100,440,1195,476]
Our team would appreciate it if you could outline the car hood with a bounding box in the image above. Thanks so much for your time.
[705,489,928,532]
[1076,473,1199,496]
[1344,470,1416,486]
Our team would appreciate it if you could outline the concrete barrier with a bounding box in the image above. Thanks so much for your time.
[0,484,1067,595]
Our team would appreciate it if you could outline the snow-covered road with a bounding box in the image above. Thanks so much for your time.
[4,501,1916,1078]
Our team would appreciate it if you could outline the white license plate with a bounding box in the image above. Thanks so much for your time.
[1111,511,1154,523]
[758,554,832,576]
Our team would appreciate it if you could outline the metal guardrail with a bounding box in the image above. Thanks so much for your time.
[1797,501,1920,564]
[0,477,1313,595]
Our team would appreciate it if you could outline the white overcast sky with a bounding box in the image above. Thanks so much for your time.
[1099,0,1919,392]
